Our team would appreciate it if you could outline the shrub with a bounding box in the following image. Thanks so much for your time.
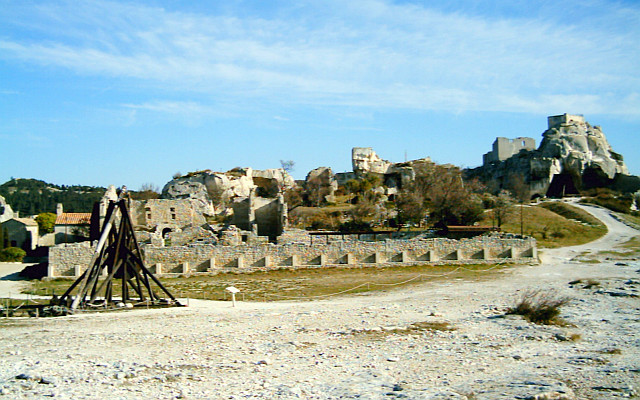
[35,212,57,234]
[507,289,571,325]
[0,247,26,262]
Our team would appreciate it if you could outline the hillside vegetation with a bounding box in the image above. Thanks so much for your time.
[0,178,105,215]
[481,201,607,248]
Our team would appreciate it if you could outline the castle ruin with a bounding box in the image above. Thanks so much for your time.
[483,137,536,165]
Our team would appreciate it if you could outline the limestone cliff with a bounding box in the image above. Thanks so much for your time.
[161,167,294,208]
[467,114,636,198]
[0,195,14,223]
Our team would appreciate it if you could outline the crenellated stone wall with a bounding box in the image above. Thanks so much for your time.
[48,235,537,277]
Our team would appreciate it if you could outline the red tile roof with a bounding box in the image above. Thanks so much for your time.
[55,213,91,225]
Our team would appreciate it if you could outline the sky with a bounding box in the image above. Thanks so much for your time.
[1,0,639,190]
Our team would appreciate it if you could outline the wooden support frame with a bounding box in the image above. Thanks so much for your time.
[57,199,182,311]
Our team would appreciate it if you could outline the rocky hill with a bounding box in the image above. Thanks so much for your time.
[467,114,640,198]
[0,178,106,216]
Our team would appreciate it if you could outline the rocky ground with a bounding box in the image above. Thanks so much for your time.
[1,203,639,399]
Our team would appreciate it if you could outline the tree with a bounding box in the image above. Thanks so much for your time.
[395,190,426,227]
[493,190,514,228]
[305,171,334,207]
[35,212,57,234]
[409,163,484,227]
[0,227,7,249]
[280,160,295,174]
[130,183,161,200]
[508,173,530,236]
[283,186,304,212]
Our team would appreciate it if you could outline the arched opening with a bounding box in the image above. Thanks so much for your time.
[546,173,579,198]
[162,228,172,238]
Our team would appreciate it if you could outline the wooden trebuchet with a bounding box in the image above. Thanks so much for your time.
[56,198,182,311]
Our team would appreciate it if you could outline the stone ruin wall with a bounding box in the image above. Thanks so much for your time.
[48,236,537,277]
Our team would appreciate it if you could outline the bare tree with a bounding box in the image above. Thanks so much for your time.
[280,160,295,174]
[508,173,530,236]
[493,190,514,228]
[130,183,160,200]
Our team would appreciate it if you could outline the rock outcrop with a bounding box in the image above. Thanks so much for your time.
[468,114,637,198]
[161,168,294,206]
[0,195,14,223]
[352,147,393,174]
[160,167,293,240]
[336,147,432,191]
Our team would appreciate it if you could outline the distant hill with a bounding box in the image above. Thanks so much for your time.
[0,178,106,216]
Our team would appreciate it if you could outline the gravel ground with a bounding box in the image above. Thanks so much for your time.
[1,203,639,399]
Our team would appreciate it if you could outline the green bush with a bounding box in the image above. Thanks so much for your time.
[35,212,57,234]
[0,247,26,262]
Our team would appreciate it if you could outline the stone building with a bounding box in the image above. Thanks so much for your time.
[230,191,287,240]
[129,198,207,238]
[483,137,536,165]
[53,203,91,244]
[547,113,585,129]
[2,218,38,250]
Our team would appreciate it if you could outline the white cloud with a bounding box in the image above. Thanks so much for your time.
[0,0,638,116]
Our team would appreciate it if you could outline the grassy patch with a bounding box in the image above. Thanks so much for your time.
[25,264,508,302]
[507,289,571,325]
[616,236,640,250]
[615,213,640,229]
[539,202,603,226]
[347,320,455,340]
[569,333,582,342]
[481,203,607,248]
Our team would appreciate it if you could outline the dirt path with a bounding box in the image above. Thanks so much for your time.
[0,263,31,298]
[1,203,638,399]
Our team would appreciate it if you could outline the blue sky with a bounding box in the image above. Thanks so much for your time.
[1,0,639,190]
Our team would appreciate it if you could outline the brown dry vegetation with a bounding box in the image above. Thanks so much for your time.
[481,202,607,248]
[25,264,509,302]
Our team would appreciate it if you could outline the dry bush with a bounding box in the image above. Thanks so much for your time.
[507,289,571,325]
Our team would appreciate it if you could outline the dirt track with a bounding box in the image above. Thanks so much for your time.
[1,203,639,399]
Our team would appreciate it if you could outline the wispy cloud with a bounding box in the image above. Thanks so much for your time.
[122,101,211,115]
[1,0,638,116]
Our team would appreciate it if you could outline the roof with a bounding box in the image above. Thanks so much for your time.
[55,213,91,225]
[13,217,38,226]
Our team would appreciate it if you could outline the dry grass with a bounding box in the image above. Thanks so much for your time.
[480,203,607,248]
[25,264,509,302]
[569,333,582,342]
[346,320,455,340]
[507,289,571,325]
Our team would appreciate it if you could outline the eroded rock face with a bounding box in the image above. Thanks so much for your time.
[0,195,14,223]
[539,122,628,179]
[467,115,634,198]
[352,147,393,174]
[162,168,295,204]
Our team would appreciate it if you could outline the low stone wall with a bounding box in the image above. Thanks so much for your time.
[48,242,95,277]
[48,236,537,277]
